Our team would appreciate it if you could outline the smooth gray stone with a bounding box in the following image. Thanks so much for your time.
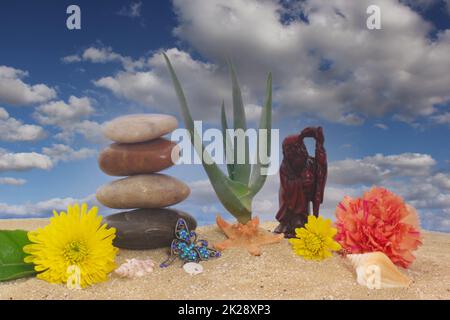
[104,208,197,250]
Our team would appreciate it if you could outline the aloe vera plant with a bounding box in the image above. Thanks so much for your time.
[164,54,272,224]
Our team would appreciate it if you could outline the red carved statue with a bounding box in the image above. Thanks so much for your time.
[274,127,328,238]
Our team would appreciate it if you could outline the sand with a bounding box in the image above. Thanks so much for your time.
[0,218,449,300]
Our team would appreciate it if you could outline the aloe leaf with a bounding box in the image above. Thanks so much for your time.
[229,61,250,185]
[0,230,36,282]
[221,101,235,179]
[163,53,252,223]
[163,53,223,182]
[249,73,272,196]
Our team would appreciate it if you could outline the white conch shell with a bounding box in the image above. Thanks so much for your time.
[115,258,155,278]
[183,262,203,275]
[347,252,412,289]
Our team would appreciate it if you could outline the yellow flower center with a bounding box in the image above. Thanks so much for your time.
[63,240,88,264]
[304,232,323,254]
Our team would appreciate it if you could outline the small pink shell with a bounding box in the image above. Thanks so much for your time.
[115,258,155,278]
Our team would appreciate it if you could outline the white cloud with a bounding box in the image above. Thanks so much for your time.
[0,150,53,172]
[432,173,450,190]
[34,95,94,126]
[54,120,105,144]
[329,159,388,185]
[400,0,439,10]
[94,48,231,122]
[0,143,96,173]
[34,96,104,143]
[62,54,82,63]
[82,47,122,63]
[326,152,450,228]
[188,179,219,204]
[0,177,26,186]
[329,153,436,185]
[42,144,96,164]
[375,123,389,130]
[89,47,274,124]
[244,104,262,122]
[79,0,450,126]
[0,65,56,106]
[170,0,450,124]
[250,175,278,216]
[338,113,365,126]
[0,194,97,217]
[396,179,450,210]
[118,1,142,18]
[368,153,436,177]
[420,209,450,232]
[201,205,220,214]
[432,112,450,125]
[0,107,46,141]
[63,47,145,71]
[62,1,450,126]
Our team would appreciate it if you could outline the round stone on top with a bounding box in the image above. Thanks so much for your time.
[102,114,178,143]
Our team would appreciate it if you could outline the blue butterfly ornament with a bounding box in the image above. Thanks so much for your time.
[160,218,221,268]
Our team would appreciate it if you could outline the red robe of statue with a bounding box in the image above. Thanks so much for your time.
[274,127,327,238]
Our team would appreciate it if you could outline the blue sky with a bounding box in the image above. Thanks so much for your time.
[0,0,449,232]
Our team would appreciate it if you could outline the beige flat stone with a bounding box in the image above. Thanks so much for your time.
[102,114,178,143]
[96,174,190,209]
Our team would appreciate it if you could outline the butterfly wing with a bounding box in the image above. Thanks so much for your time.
[161,218,220,267]
[161,219,195,267]
[160,239,180,268]
[195,239,221,261]
[175,218,197,243]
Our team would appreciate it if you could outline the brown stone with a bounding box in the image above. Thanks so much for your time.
[96,174,190,209]
[98,138,180,176]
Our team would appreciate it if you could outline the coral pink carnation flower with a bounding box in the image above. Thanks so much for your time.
[335,187,422,268]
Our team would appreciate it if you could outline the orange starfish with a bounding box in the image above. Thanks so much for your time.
[213,215,284,256]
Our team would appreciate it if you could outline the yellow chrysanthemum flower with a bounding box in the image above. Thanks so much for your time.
[289,215,341,260]
[23,203,118,288]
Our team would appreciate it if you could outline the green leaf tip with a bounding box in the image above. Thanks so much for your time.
[228,60,250,185]
[249,72,273,196]
[221,100,235,179]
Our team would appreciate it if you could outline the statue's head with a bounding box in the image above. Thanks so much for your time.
[282,134,308,170]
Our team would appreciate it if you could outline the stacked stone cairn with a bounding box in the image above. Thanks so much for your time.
[96,114,197,250]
